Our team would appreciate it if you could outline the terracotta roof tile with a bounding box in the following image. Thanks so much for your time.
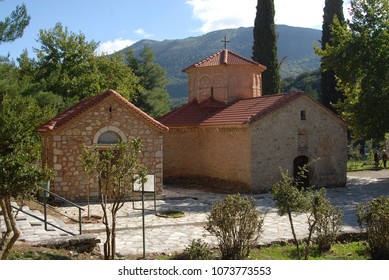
[182,49,267,72]
[158,92,305,127]
[37,89,168,133]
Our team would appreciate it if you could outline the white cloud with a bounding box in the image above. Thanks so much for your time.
[187,0,351,33]
[96,38,135,55]
[186,0,256,33]
[134,28,154,38]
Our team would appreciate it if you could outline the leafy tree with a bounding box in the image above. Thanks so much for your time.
[206,194,264,260]
[0,93,53,260]
[320,0,345,112]
[252,0,280,94]
[81,141,147,260]
[125,47,170,117]
[273,166,344,260]
[24,22,139,109]
[272,169,307,259]
[96,53,141,101]
[0,3,30,44]
[317,0,389,140]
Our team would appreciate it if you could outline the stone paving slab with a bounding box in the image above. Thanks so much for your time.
[2,170,389,257]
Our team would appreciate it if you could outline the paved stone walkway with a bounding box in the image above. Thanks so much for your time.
[2,170,389,257]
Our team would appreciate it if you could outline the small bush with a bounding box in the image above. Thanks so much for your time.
[357,196,389,259]
[205,194,264,260]
[310,189,343,253]
[184,239,213,260]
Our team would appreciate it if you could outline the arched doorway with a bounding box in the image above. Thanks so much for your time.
[293,156,309,189]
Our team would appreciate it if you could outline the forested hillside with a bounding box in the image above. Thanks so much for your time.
[121,25,321,98]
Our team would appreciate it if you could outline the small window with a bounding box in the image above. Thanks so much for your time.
[97,131,121,144]
[300,110,306,120]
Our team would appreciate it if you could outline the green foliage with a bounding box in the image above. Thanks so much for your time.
[282,69,321,101]
[184,239,214,260]
[309,188,343,253]
[205,194,264,260]
[0,93,54,260]
[272,167,343,259]
[357,195,389,259]
[252,0,281,94]
[272,169,307,259]
[15,22,140,113]
[0,4,30,44]
[81,141,147,260]
[125,47,170,117]
[317,0,389,140]
[320,0,345,112]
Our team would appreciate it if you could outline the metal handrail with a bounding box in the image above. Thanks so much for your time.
[11,204,76,236]
[42,188,85,235]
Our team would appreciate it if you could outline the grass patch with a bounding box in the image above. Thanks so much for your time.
[347,160,387,171]
[8,241,370,260]
[248,242,369,260]
[156,210,185,218]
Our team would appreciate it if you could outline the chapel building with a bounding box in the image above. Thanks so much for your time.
[37,89,168,200]
[158,49,347,193]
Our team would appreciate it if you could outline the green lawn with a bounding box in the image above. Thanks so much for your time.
[10,240,370,260]
[347,160,385,171]
[250,242,369,260]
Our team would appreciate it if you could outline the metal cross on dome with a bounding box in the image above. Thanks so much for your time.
[221,36,230,49]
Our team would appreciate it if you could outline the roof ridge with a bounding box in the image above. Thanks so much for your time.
[37,89,168,133]
[183,49,266,72]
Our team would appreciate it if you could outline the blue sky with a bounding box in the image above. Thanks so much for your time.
[0,0,351,60]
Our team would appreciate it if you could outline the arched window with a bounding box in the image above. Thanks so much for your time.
[97,131,121,144]
[93,126,126,145]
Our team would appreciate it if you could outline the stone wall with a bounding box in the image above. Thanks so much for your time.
[41,96,164,200]
[163,127,252,192]
[250,96,348,192]
[163,96,347,194]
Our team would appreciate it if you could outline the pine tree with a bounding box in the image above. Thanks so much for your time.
[252,0,280,95]
[321,0,345,112]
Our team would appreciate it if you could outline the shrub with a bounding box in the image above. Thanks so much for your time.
[357,196,389,259]
[272,168,343,259]
[205,194,264,260]
[272,169,308,259]
[184,239,213,260]
[310,188,343,253]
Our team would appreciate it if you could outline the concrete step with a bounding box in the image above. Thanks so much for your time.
[2,202,79,242]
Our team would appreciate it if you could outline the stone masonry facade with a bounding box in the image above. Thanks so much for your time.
[39,91,166,200]
[249,96,347,192]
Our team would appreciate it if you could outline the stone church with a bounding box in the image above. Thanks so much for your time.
[158,49,348,193]
[37,89,168,200]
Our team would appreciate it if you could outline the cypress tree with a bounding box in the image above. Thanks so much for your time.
[252,0,280,95]
[321,0,345,112]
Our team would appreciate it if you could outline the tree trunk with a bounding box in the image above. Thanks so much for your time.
[1,197,21,260]
[0,197,12,246]
[287,211,301,260]
[111,211,116,260]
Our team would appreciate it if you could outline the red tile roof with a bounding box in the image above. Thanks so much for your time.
[37,89,168,133]
[158,92,305,127]
[183,49,267,72]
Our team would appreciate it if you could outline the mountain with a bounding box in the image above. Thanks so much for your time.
[121,25,321,98]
